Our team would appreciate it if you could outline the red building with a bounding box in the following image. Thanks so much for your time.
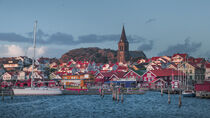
[141,69,184,89]
[94,71,114,85]
[195,80,210,92]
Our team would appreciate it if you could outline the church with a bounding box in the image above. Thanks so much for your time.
[117,26,130,63]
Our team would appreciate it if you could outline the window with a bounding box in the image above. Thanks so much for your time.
[190,76,192,80]
[131,72,133,75]
[147,73,151,77]
[190,70,192,74]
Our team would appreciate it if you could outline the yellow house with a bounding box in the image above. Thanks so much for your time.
[179,62,205,84]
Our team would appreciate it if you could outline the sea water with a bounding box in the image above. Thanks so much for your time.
[0,91,210,118]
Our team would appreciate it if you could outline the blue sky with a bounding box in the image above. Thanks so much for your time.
[0,0,210,59]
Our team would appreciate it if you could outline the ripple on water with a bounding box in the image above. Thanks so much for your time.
[0,92,210,118]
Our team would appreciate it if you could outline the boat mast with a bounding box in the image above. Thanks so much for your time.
[31,21,37,88]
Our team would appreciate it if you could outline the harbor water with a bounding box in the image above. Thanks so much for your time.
[0,91,210,118]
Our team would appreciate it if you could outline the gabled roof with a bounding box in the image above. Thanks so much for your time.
[188,62,200,69]
[151,57,160,61]
[206,63,210,68]
[150,69,184,77]
[100,71,114,78]
[172,53,188,58]
[194,58,205,64]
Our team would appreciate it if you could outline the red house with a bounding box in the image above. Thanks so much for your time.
[142,69,184,89]
[94,71,114,85]
[123,70,141,81]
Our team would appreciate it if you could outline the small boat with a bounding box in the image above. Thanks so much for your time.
[182,90,195,97]
[13,87,63,96]
[12,21,62,96]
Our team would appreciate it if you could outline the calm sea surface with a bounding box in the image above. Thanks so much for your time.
[0,91,210,118]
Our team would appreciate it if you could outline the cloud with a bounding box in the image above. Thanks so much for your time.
[0,44,47,58]
[27,46,47,57]
[78,34,119,43]
[0,44,24,57]
[158,37,202,56]
[0,32,31,43]
[47,32,75,45]
[145,18,156,24]
[0,30,74,45]
[78,34,146,44]
[0,29,150,46]
[137,40,154,51]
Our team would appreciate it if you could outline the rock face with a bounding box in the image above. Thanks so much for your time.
[60,47,146,63]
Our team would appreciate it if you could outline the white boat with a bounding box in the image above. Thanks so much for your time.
[13,87,62,96]
[182,90,195,97]
[13,21,63,96]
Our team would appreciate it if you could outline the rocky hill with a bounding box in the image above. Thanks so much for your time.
[60,47,146,63]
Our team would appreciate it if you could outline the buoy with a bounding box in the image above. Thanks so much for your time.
[168,90,171,104]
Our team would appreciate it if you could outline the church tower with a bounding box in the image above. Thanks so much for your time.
[117,25,129,63]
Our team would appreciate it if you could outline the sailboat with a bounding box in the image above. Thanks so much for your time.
[12,21,63,95]
[182,60,195,97]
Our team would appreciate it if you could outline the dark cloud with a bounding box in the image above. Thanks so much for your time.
[127,35,146,43]
[158,37,202,56]
[0,30,150,46]
[78,34,120,43]
[0,30,74,45]
[47,32,75,45]
[138,40,154,51]
[78,34,146,44]
[145,18,156,24]
[0,32,31,43]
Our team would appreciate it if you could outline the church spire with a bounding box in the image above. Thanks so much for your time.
[117,25,129,63]
[120,25,127,42]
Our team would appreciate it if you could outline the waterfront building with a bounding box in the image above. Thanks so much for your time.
[94,71,114,85]
[141,69,184,89]
[179,62,205,84]
[205,63,210,80]
[61,74,93,89]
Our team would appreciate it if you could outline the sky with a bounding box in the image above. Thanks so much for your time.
[0,0,210,59]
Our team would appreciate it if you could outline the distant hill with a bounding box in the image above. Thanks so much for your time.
[60,47,146,63]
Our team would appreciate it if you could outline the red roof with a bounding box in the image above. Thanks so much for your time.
[113,71,126,78]
[206,64,210,68]
[150,69,184,77]
[151,57,160,61]
[188,62,200,68]
[172,53,187,58]
[117,66,128,70]
[100,71,114,78]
